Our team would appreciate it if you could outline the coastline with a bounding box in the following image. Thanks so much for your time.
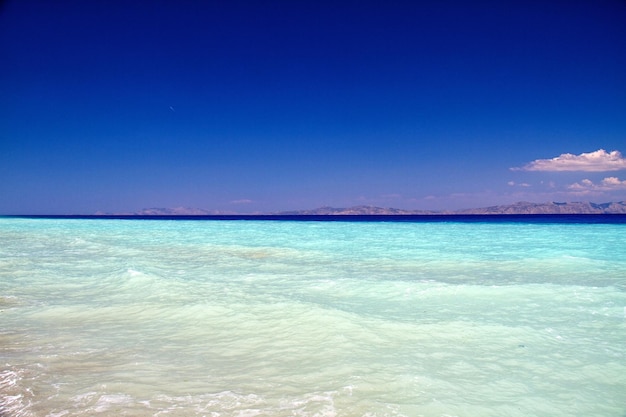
[3,213,626,224]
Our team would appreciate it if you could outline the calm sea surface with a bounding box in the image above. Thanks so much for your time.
[1,216,625,416]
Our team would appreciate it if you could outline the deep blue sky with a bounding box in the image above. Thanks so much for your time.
[2,0,625,214]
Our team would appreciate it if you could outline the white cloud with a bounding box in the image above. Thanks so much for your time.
[508,181,531,187]
[601,177,626,187]
[230,199,253,204]
[568,177,626,193]
[512,149,626,172]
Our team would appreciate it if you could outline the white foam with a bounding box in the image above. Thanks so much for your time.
[0,368,32,417]
[126,268,143,276]
[92,394,134,412]
[47,411,69,417]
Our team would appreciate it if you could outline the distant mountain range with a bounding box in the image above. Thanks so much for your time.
[134,207,236,215]
[451,201,626,215]
[276,206,435,215]
[278,201,626,215]
[126,201,626,216]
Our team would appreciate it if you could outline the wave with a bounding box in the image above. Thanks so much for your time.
[0,366,34,417]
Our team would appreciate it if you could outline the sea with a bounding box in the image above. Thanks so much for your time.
[1,215,625,417]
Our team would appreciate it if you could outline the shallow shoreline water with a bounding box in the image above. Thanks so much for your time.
[1,217,625,416]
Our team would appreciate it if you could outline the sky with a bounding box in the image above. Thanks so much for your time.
[1,0,625,214]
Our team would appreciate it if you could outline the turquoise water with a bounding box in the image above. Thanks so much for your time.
[1,218,625,416]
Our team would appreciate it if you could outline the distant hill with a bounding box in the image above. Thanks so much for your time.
[121,201,626,216]
[277,201,626,215]
[134,207,236,215]
[454,201,626,214]
[277,205,438,215]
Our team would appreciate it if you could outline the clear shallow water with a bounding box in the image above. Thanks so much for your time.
[1,218,625,417]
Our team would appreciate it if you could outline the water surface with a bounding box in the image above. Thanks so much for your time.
[1,217,624,416]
